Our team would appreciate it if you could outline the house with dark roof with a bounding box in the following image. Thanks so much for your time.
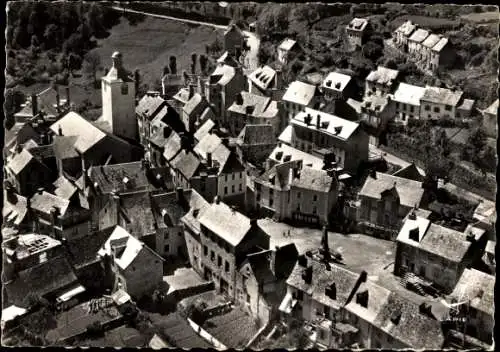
[29,187,92,241]
[283,108,369,173]
[196,199,270,299]
[227,91,283,137]
[345,18,371,48]
[391,162,425,182]
[206,62,247,127]
[365,66,399,96]
[49,111,143,175]
[254,160,339,226]
[395,212,485,293]
[371,292,445,349]
[5,147,55,196]
[3,185,31,234]
[3,122,40,159]
[235,124,277,167]
[357,171,427,239]
[193,133,247,208]
[236,243,298,323]
[447,268,494,345]
[98,226,164,299]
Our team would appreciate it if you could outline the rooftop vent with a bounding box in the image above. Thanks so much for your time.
[326,80,332,87]
[334,126,343,135]
[275,151,283,160]
[335,82,341,89]
[283,155,292,162]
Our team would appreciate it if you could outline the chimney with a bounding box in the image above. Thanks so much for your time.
[214,196,220,204]
[334,126,342,135]
[189,84,195,99]
[111,192,121,223]
[390,311,401,325]
[58,125,63,136]
[245,105,255,115]
[316,114,321,129]
[408,210,417,220]
[161,75,167,97]
[419,303,433,317]
[111,51,123,69]
[81,157,87,190]
[326,282,336,300]
[302,265,313,284]
[176,187,184,203]
[15,143,23,154]
[66,86,71,108]
[207,152,212,167]
[321,226,331,262]
[466,231,476,242]
[37,188,44,195]
[370,169,377,179]
[50,206,60,240]
[31,93,38,117]
[235,92,243,105]
[335,82,341,89]
[5,183,17,204]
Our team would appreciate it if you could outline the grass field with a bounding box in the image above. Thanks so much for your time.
[89,16,222,86]
[461,11,499,23]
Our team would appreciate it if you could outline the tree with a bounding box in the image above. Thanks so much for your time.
[134,69,141,95]
[469,127,487,152]
[169,56,177,75]
[68,53,82,74]
[83,51,101,87]
[43,24,59,49]
[275,8,290,33]
[199,54,208,75]
[191,53,197,74]
[163,65,170,76]
[362,41,383,61]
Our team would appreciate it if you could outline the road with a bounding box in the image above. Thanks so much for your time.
[111,6,260,71]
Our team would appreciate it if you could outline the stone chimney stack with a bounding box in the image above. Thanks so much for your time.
[207,152,213,167]
[111,51,123,69]
[189,84,195,100]
[176,187,184,203]
[50,206,60,240]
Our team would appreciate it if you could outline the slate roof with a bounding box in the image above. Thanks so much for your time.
[194,134,232,173]
[194,119,216,142]
[242,250,276,287]
[120,192,157,237]
[366,66,399,87]
[183,93,208,116]
[3,191,29,226]
[67,227,115,268]
[422,34,441,49]
[408,28,430,43]
[4,123,39,149]
[483,99,498,116]
[393,82,427,106]
[210,64,236,86]
[397,216,474,263]
[292,108,360,140]
[199,202,253,247]
[347,18,369,32]
[53,135,80,160]
[171,151,202,180]
[237,124,276,145]
[432,37,449,52]
[163,132,182,161]
[180,190,211,234]
[248,65,277,90]
[450,268,494,316]
[152,189,206,229]
[344,279,392,324]
[286,259,360,309]
[322,72,352,92]
[50,112,106,153]
[53,176,78,200]
[421,86,463,106]
[373,292,445,349]
[395,20,417,37]
[30,191,70,216]
[359,172,424,208]
[391,162,425,182]
[291,167,336,193]
[136,94,165,120]
[4,256,78,308]
[88,162,172,194]
[201,306,260,348]
[279,38,297,51]
[98,226,163,270]
[282,81,318,106]
[155,312,212,348]
[268,143,324,170]
[228,92,275,117]
[7,149,34,175]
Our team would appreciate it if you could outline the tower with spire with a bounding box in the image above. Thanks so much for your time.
[101,51,138,142]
